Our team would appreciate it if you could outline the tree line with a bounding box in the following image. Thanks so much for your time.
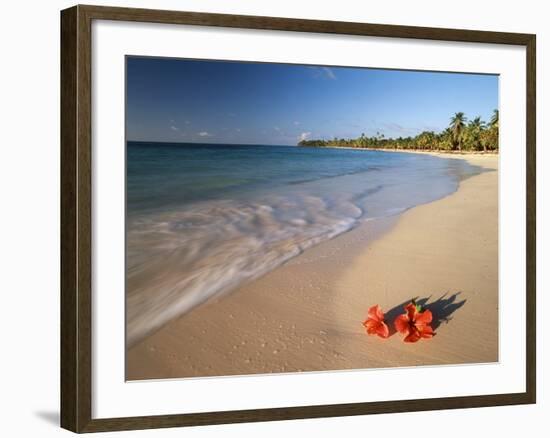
[298,110,499,152]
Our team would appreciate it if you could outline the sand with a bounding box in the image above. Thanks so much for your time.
[126,153,498,380]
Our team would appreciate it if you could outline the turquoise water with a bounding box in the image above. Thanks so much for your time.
[126,142,481,345]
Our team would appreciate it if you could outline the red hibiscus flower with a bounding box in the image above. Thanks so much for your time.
[363,305,389,339]
[394,301,434,343]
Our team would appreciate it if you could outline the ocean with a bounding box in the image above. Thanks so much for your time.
[126,141,481,345]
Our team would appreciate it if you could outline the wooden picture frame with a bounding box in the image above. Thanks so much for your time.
[61,4,536,433]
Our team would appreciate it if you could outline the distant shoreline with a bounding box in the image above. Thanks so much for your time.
[299,145,499,156]
[127,140,499,156]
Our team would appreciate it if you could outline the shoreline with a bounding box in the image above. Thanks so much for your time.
[299,144,499,157]
[127,153,498,380]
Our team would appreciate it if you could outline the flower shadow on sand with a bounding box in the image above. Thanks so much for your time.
[384,292,467,336]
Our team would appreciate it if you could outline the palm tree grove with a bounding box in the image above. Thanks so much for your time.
[298,110,499,152]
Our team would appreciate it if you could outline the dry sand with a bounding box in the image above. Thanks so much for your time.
[127,154,498,380]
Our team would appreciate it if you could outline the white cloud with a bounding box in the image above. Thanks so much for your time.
[293,121,300,126]
[274,126,281,131]
[380,122,420,135]
[170,125,180,131]
[198,131,212,137]
[322,67,336,80]
[309,66,337,80]
[298,132,312,142]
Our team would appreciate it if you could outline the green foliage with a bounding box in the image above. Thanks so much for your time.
[490,109,499,129]
[298,110,499,152]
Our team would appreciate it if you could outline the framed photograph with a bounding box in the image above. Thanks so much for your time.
[60,4,536,433]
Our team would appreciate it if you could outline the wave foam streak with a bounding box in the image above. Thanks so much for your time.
[126,194,361,346]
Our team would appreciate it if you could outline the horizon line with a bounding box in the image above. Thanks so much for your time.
[127,140,297,147]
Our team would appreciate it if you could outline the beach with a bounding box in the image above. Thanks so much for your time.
[126,153,498,380]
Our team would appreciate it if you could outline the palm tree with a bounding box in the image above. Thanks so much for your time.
[467,116,486,151]
[417,131,436,150]
[449,112,467,151]
[490,109,499,129]
[485,109,499,151]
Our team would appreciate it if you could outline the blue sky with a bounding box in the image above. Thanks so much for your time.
[126,57,498,145]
